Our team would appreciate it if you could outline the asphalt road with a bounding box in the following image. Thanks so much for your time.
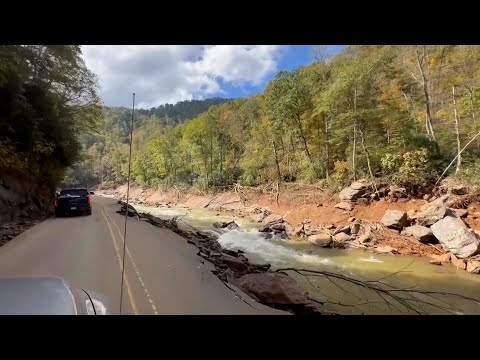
[0,196,284,315]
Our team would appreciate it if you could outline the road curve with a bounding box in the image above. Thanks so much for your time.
[0,196,285,315]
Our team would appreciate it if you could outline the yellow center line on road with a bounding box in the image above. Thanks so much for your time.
[106,210,159,315]
[101,207,139,315]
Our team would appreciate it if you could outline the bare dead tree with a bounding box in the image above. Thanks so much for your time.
[352,88,358,181]
[271,139,282,181]
[435,129,480,185]
[452,85,462,173]
[276,267,480,315]
[414,46,436,141]
[357,126,378,194]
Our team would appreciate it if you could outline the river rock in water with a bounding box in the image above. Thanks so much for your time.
[334,224,351,235]
[334,232,351,242]
[238,272,309,305]
[467,260,480,274]
[213,221,239,230]
[226,222,240,231]
[251,213,266,223]
[307,233,332,247]
[213,222,226,229]
[270,223,286,232]
[262,214,283,227]
[220,254,247,272]
[274,231,289,240]
[429,253,451,263]
[450,253,467,270]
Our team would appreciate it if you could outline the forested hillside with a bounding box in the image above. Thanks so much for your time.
[0,45,101,222]
[71,45,480,193]
[138,98,232,124]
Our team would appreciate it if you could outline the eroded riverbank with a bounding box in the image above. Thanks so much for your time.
[107,191,480,315]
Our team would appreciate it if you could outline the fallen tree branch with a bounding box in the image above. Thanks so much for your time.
[275,267,480,315]
[203,193,222,208]
[435,130,480,185]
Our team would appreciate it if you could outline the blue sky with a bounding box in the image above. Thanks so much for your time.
[219,45,346,99]
[83,45,346,108]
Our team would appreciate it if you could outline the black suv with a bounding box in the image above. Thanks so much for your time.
[55,188,93,216]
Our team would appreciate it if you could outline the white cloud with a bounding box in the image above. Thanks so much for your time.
[82,45,282,108]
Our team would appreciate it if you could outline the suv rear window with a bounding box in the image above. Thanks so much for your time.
[59,189,88,197]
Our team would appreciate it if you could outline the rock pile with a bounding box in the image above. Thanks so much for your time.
[0,220,41,247]
[376,194,480,273]
[257,214,291,240]
[334,179,473,213]
[212,221,240,231]
[293,218,375,250]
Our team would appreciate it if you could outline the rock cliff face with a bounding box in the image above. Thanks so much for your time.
[0,173,53,224]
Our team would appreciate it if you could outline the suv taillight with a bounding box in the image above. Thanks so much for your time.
[87,196,91,205]
[54,199,58,207]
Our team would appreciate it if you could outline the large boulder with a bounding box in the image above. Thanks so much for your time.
[258,225,271,233]
[388,185,407,198]
[430,216,480,259]
[339,187,362,201]
[350,222,361,235]
[213,221,239,230]
[226,222,240,231]
[414,203,447,226]
[450,185,468,195]
[452,208,468,218]
[334,224,351,235]
[450,253,467,270]
[270,223,286,232]
[220,254,247,272]
[307,233,332,247]
[375,245,394,253]
[429,253,451,263]
[350,181,370,191]
[293,226,304,237]
[466,260,480,274]
[424,194,450,208]
[334,202,353,211]
[338,181,370,201]
[274,231,289,240]
[334,232,351,242]
[381,210,408,230]
[251,213,266,223]
[403,225,437,243]
[303,224,322,236]
[262,214,283,227]
[238,272,309,305]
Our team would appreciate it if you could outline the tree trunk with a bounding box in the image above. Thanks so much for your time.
[271,139,282,181]
[358,126,377,193]
[324,114,330,179]
[352,89,357,181]
[219,137,223,183]
[295,113,313,164]
[468,88,476,128]
[452,85,462,173]
[415,46,436,141]
[209,137,213,184]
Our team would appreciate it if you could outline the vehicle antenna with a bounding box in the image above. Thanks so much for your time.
[120,92,135,315]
